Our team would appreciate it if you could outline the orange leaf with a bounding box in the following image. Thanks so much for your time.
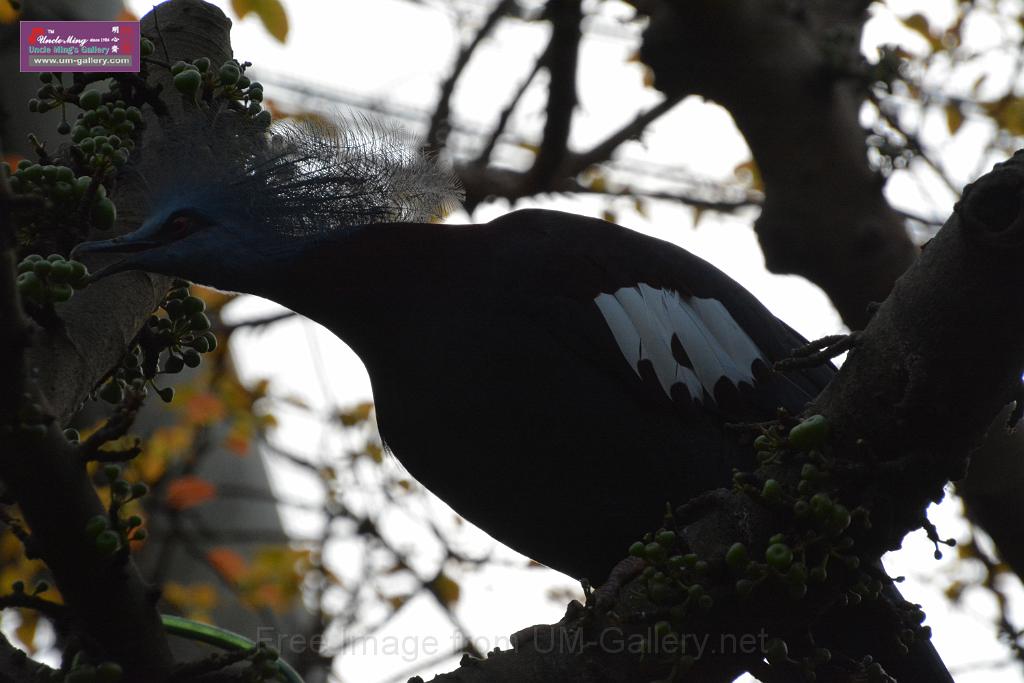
[207,548,248,583]
[165,476,216,510]
[186,393,226,426]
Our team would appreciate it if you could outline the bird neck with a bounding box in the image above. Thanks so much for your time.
[251,221,457,358]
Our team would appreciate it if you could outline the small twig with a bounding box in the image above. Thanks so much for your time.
[473,49,547,168]
[78,389,145,462]
[223,310,296,334]
[561,96,683,178]
[774,333,858,371]
[427,0,515,151]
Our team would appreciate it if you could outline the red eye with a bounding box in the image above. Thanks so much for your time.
[169,216,191,235]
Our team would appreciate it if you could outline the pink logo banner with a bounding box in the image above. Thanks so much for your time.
[20,21,141,73]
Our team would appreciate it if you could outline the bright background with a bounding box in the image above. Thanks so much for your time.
[125,1,1024,681]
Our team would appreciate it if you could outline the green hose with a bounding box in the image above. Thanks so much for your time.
[161,614,305,683]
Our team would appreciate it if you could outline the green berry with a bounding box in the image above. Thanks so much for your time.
[156,386,175,403]
[192,56,211,73]
[63,428,80,442]
[49,260,74,283]
[201,331,218,352]
[32,259,52,277]
[218,62,241,86]
[188,312,212,331]
[254,110,272,127]
[628,541,645,558]
[23,164,43,182]
[92,196,117,231]
[69,261,89,287]
[173,69,202,95]
[57,120,71,135]
[788,414,829,450]
[644,542,667,563]
[655,529,675,547]
[170,60,188,75]
[17,271,44,300]
[164,355,185,374]
[725,542,749,571]
[79,89,102,111]
[182,348,202,368]
[182,295,206,314]
[141,37,154,57]
[826,504,852,535]
[131,482,149,499]
[49,282,73,303]
[85,515,109,537]
[761,478,783,504]
[95,530,120,555]
[765,543,793,571]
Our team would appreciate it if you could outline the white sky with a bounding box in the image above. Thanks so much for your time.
[124,1,1024,681]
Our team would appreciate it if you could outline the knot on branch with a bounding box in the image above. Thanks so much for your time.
[955,153,1024,248]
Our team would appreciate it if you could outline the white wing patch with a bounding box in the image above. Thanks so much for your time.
[594,284,765,404]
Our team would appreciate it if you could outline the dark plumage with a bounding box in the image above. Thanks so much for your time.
[73,116,949,682]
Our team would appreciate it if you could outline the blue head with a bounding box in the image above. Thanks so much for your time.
[73,116,462,294]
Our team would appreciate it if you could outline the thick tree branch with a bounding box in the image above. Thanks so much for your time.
[636,0,914,330]
[527,0,582,188]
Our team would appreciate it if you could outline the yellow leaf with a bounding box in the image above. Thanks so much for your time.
[901,13,941,50]
[15,610,39,653]
[0,1,20,23]
[430,573,461,607]
[231,0,289,42]
[642,65,655,89]
[338,401,374,427]
[982,95,1024,136]
[162,581,219,621]
[692,206,706,228]
[945,103,964,135]
[589,174,607,193]
[602,210,617,224]
[634,198,648,218]
[165,476,217,510]
[733,158,763,192]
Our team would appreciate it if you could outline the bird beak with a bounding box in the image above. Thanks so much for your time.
[71,235,160,282]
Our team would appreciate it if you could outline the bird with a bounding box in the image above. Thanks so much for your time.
[72,115,950,682]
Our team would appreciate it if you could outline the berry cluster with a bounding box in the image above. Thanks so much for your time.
[16,254,90,306]
[85,466,148,561]
[69,90,143,173]
[170,57,271,126]
[96,280,217,406]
